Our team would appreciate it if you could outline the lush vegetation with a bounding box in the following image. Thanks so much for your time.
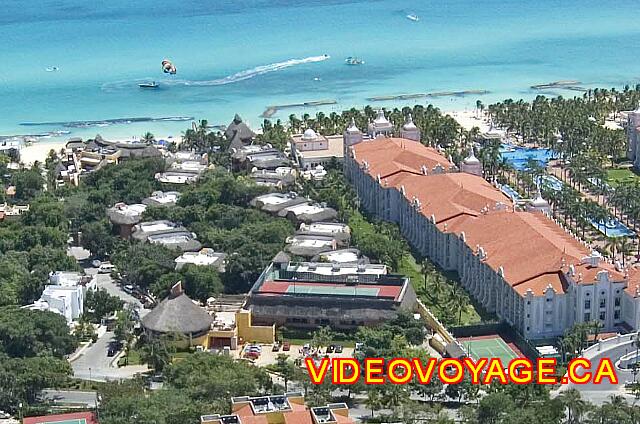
[302,169,483,326]
[98,354,273,424]
[0,307,75,413]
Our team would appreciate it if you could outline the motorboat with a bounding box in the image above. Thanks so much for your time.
[45,66,59,72]
[406,14,419,22]
[139,81,159,89]
[345,56,365,65]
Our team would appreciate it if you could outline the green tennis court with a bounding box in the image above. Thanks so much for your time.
[286,285,379,296]
[461,336,520,363]
[39,419,86,424]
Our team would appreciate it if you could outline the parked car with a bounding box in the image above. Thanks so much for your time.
[272,342,281,352]
[282,341,291,351]
[335,344,343,353]
[98,262,116,273]
[244,350,260,359]
[91,259,102,268]
[123,284,135,294]
[326,345,335,353]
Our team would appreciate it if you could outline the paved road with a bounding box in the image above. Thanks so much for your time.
[85,268,149,319]
[71,330,148,381]
[41,390,98,407]
[563,338,639,404]
[71,268,150,381]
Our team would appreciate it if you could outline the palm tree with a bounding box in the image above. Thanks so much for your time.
[365,388,383,418]
[449,285,468,325]
[619,237,632,267]
[421,259,433,291]
[141,132,155,144]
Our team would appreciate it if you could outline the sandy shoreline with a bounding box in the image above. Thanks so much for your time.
[18,111,483,166]
[444,109,491,132]
[19,134,182,166]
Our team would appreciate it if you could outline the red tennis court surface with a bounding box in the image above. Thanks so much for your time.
[258,280,402,300]
[23,412,98,424]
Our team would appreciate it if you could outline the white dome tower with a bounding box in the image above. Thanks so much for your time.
[400,113,420,141]
[343,117,363,149]
[527,185,551,214]
[368,110,393,138]
[460,146,483,176]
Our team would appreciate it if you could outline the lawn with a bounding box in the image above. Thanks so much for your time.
[117,347,143,366]
[398,254,483,326]
[607,168,640,186]
[280,328,356,347]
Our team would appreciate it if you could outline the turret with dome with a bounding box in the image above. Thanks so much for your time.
[343,118,363,149]
[460,146,483,176]
[367,110,394,138]
[527,186,551,214]
[302,128,318,141]
[400,113,420,141]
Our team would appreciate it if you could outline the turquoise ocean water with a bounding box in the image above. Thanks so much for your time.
[2,0,640,141]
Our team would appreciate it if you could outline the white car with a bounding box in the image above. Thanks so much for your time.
[98,263,115,273]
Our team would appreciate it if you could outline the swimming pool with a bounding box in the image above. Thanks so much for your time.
[500,184,521,201]
[588,218,635,238]
[500,144,557,171]
[536,175,564,191]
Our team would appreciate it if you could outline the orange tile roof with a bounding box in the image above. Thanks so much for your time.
[352,137,453,178]
[385,171,511,224]
[283,411,313,424]
[625,268,640,297]
[444,211,624,294]
[353,137,628,298]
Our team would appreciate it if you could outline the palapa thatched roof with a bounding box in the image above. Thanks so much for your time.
[225,114,256,151]
[142,290,213,335]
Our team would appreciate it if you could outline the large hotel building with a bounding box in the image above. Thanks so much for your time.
[344,111,640,340]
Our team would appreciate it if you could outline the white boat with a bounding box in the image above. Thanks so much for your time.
[45,66,59,72]
[139,81,159,89]
[406,14,419,22]
[345,56,365,65]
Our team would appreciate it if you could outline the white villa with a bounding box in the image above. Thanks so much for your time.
[344,115,637,340]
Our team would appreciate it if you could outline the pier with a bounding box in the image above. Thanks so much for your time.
[261,100,337,118]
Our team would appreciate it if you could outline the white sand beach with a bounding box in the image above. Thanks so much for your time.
[445,109,491,132]
[20,142,66,166]
[19,134,183,166]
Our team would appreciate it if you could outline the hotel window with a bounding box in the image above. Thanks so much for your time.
[599,311,606,321]
[600,299,606,308]
[584,313,590,321]
[615,297,621,307]
[584,300,591,309]
[614,310,621,320]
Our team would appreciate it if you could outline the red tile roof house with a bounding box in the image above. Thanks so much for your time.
[345,134,630,340]
[23,411,98,424]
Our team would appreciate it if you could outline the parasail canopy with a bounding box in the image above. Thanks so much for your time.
[161,59,177,75]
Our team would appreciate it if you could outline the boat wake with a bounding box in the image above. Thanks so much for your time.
[101,55,330,90]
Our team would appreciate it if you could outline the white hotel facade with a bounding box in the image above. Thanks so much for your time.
[344,112,640,340]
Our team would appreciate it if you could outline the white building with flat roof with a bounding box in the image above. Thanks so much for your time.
[143,191,181,207]
[175,248,226,271]
[27,284,85,324]
[291,129,344,170]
